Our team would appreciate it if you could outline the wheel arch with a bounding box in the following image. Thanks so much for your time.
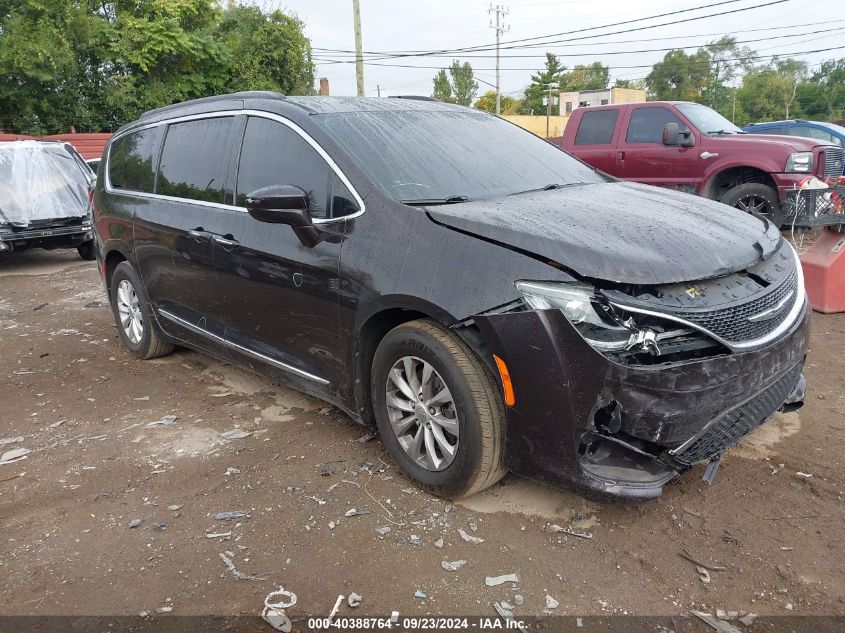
[351,299,494,425]
[702,165,779,201]
[103,247,130,293]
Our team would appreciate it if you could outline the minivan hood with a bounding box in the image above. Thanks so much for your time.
[426,181,782,285]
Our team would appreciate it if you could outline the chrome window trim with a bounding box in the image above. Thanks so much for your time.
[158,309,329,385]
[103,109,366,223]
[609,246,806,352]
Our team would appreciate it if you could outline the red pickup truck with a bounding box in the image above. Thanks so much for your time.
[561,101,845,225]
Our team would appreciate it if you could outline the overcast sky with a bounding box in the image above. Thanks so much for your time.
[255,0,845,99]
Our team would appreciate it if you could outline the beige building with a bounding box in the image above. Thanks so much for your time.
[502,87,646,138]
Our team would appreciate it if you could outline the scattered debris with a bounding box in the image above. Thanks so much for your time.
[679,549,727,571]
[716,609,739,620]
[48,419,66,429]
[738,614,757,627]
[0,436,24,447]
[221,428,252,441]
[155,606,173,614]
[347,592,363,608]
[375,526,391,539]
[167,504,183,511]
[33,303,48,311]
[128,518,142,529]
[485,573,519,587]
[795,471,813,478]
[206,532,232,539]
[345,508,370,517]
[328,521,337,530]
[218,552,266,581]
[318,463,335,476]
[390,611,400,624]
[493,602,514,619]
[441,560,467,572]
[691,611,742,633]
[458,527,484,544]
[434,537,444,548]
[545,595,560,610]
[356,432,377,443]
[0,447,30,465]
[152,522,168,532]
[262,586,296,633]
[697,566,712,584]
[225,467,241,476]
[408,535,423,545]
[145,415,177,427]
[543,523,593,539]
[214,511,249,521]
[328,594,345,624]
[513,595,524,606]
[413,590,427,599]
[305,495,326,505]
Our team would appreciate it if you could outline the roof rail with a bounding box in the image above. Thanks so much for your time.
[389,95,439,102]
[139,91,286,120]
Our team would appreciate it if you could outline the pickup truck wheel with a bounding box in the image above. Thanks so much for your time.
[719,183,783,226]
[109,262,175,360]
[371,319,506,499]
[77,241,96,261]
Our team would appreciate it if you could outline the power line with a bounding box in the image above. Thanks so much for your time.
[311,26,845,63]
[312,0,791,60]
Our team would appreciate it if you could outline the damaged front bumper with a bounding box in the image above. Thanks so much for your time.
[0,221,93,252]
[474,299,810,501]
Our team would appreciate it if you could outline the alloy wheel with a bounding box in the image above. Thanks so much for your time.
[385,356,459,471]
[116,279,144,345]
[734,194,771,216]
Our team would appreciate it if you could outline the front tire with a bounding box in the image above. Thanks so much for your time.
[77,241,96,261]
[371,319,506,499]
[719,183,783,226]
[109,262,174,360]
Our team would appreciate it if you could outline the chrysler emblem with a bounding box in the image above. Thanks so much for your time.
[747,291,795,323]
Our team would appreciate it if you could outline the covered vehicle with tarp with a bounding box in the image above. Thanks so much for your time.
[0,140,96,259]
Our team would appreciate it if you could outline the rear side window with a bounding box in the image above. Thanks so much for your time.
[156,118,233,203]
[108,128,159,193]
[236,116,358,219]
[574,110,618,145]
[626,107,684,144]
[756,126,786,135]
[791,126,838,144]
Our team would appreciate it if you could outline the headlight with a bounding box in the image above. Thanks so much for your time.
[515,281,635,351]
[786,152,813,173]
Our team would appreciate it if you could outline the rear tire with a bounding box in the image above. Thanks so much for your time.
[109,262,174,360]
[371,319,506,499]
[719,183,783,226]
[77,241,96,261]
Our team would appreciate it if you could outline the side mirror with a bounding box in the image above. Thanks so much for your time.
[662,122,680,146]
[246,185,320,247]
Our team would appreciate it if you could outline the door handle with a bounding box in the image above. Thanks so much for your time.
[188,229,212,241]
[213,235,239,248]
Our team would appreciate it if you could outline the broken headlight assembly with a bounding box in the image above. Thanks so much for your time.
[515,281,701,358]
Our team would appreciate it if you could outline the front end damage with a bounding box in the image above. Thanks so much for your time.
[470,242,810,500]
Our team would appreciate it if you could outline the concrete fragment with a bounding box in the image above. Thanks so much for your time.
[485,573,519,586]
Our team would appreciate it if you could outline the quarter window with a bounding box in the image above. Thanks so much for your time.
[626,107,684,144]
[236,117,358,219]
[156,118,233,203]
[108,128,159,193]
[574,110,618,145]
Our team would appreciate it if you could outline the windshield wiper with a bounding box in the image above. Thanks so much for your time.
[707,129,745,135]
[508,182,584,196]
[400,195,469,206]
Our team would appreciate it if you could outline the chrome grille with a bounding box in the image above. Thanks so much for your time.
[673,363,803,466]
[823,147,845,178]
[674,267,798,344]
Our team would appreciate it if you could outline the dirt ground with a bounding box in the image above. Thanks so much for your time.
[1,249,843,624]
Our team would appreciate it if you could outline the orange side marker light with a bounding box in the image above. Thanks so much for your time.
[493,355,516,406]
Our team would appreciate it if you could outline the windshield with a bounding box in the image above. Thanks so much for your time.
[316,109,608,203]
[675,103,743,135]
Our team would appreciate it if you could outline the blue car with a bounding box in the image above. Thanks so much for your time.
[743,120,845,174]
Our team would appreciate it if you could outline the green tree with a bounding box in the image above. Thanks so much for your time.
[520,53,567,114]
[772,58,808,119]
[702,36,756,116]
[430,60,478,106]
[560,62,609,92]
[645,48,712,102]
[0,0,315,135]
[796,59,845,120]
[473,89,518,114]
[613,78,646,90]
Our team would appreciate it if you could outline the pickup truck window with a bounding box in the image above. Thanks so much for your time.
[574,110,618,145]
[626,107,683,144]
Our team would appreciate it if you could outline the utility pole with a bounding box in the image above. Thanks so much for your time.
[488,4,509,115]
[352,0,365,97]
[544,82,558,138]
[377,84,381,98]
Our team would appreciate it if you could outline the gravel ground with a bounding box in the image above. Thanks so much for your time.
[1,249,843,625]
